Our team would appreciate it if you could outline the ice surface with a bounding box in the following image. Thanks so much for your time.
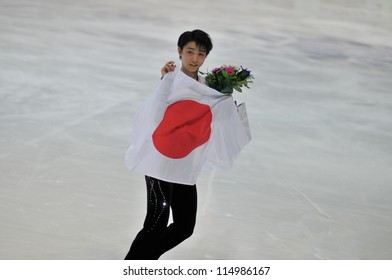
[1,0,392,259]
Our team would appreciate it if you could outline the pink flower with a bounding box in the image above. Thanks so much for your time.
[225,66,235,75]
[212,67,222,73]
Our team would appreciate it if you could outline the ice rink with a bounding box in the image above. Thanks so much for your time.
[1,0,392,259]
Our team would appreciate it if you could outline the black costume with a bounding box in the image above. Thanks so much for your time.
[125,176,197,259]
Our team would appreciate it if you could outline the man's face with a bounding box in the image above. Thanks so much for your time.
[178,41,207,77]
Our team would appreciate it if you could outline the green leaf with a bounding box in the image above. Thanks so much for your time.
[222,86,233,94]
[221,70,229,79]
[234,86,242,92]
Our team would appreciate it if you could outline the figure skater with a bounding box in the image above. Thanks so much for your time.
[124,29,213,260]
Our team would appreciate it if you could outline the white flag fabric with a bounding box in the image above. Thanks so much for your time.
[125,69,251,185]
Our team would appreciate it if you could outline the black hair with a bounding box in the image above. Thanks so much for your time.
[177,29,213,58]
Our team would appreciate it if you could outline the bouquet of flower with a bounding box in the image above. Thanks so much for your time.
[200,65,253,94]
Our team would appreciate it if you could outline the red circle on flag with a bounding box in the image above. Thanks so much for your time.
[152,100,212,159]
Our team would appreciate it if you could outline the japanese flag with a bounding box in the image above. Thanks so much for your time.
[125,69,251,185]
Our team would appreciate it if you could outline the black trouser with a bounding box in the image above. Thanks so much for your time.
[124,176,197,260]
